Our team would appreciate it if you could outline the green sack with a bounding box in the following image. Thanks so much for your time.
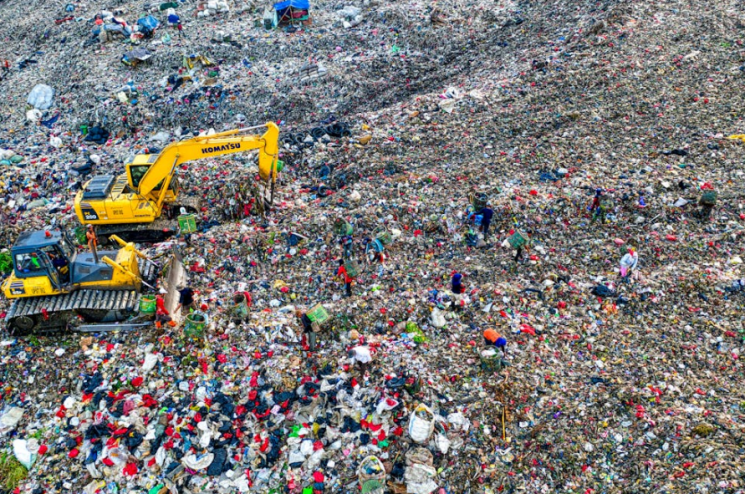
[344,259,359,277]
[74,226,87,245]
[406,322,428,344]
[306,304,330,326]
[508,230,529,249]
[0,252,12,274]
[178,214,197,234]
[700,191,717,206]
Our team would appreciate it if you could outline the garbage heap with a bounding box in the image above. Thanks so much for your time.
[1,0,745,493]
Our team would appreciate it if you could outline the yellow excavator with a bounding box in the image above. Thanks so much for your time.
[1,229,185,335]
[74,123,280,243]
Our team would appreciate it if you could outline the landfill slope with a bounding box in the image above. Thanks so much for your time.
[1,0,745,493]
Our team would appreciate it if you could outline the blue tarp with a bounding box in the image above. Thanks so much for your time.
[137,15,160,32]
[273,0,309,11]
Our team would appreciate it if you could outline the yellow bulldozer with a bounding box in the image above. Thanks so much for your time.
[73,123,281,243]
[1,228,185,335]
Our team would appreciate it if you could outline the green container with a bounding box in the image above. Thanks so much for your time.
[178,214,197,234]
[374,227,392,245]
[334,219,353,235]
[306,304,330,326]
[139,295,156,314]
[404,376,422,395]
[508,230,529,249]
[80,125,88,136]
[184,312,206,338]
[471,193,488,211]
[479,349,506,373]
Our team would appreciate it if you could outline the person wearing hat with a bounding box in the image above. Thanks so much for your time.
[336,259,353,297]
[451,272,466,311]
[85,224,99,263]
[483,328,507,356]
[154,293,173,329]
[619,247,638,280]
[348,343,372,378]
[478,203,494,240]
[296,309,317,351]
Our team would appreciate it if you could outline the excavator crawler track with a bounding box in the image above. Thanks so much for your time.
[97,218,178,245]
[96,196,201,245]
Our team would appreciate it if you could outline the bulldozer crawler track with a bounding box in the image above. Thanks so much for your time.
[5,288,141,336]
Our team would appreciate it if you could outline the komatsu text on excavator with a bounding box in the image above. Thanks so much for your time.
[74,122,280,243]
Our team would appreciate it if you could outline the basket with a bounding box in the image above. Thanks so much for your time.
[374,227,392,245]
[470,193,488,211]
[404,376,422,395]
[0,252,12,274]
[74,226,87,246]
[183,312,207,339]
[508,230,529,249]
[139,295,156,314]
[333,218,353,235]
[358,456,386,494]
[230,293,249,319]
[178,214,197,234]
[479,347,505,373]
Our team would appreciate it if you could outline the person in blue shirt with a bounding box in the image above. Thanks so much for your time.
[451,272,466,311]
[479,204,494,240]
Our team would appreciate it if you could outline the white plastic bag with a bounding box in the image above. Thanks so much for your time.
[27,84,55,110]
[404,463,438,494]
[430,308,446,328]
[408,405,435,443]
[142,353,159,371]
[13,439,35,469]
[376,397,399,415]
[435,434,451,454]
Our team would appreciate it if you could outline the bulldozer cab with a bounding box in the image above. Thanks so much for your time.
[8,230,74,294]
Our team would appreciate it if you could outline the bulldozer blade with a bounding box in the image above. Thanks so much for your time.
[162,249,187,323]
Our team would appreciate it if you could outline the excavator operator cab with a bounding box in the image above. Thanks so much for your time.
[127,156,169,193]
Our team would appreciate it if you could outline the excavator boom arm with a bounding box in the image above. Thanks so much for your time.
[137,122,280,197]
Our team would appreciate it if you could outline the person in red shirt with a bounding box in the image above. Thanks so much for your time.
[336,259,352,297]
[154,293,172,329]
